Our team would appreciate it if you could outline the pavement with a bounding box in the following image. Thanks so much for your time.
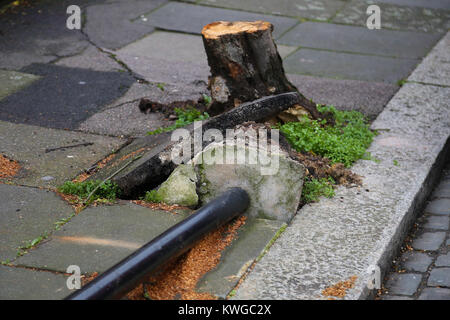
[0,0,449,299]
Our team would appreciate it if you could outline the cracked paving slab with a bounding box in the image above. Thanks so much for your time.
[0,120,126,188]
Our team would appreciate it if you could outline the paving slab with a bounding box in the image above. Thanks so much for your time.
[84,0,168,50]
[400,251,432,272]
[427,267,450,287]
[233,80,450,299]
[278,22,441,59]
[409,32,450,86]
[287,74,398,120]
[55,45,124,72]
[333,0,450,33]
[283,48,419,83]
[139,2,298,39]
[197,219,286,299]
[425,199,450,215]
[385,273,422,295]
[418,287,450,300]
[412,232,446,251]
[0,120,125,187]
[435,253,450,267]
[431,180,450,199]
[0,70,40,102]
[370,0,450,11]
[0,184,74,262]
[0,0,90,70]
[116,31,207,64]
[0,265,71,300]
[199,0,345,20]
[0,64,135,130]
[423,215,449,231]
[13,202,191,274]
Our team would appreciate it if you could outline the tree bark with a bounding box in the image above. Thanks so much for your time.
[201,20,325,120]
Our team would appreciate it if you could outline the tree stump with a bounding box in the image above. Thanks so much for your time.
[201,20,325,120]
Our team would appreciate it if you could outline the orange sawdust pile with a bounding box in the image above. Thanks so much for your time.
[72,154,116,183]
[141,216,247,300]
[0,154,20,179]
[132,200,190,214]
[322,275,358,298]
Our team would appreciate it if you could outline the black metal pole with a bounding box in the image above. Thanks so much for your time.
[65,187,250,300]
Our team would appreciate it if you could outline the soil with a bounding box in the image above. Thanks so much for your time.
[0,154,21,180]
[138,99,208,118]
[126,216,247,300]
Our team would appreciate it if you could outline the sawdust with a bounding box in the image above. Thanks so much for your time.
[322,275,358,298]
[72,153,116,183]
[133,216,247,300]
[81,272,99,287]
[132,200,189,214]
[0,154,20,179]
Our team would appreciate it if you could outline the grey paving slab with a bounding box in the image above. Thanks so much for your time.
[333,0,450,33]
[412,232,446,251]
[381,295,413,300]
[0,0,90,70]
[0,120,125,187]
[13,202,191,273]
[0,64,134,130]
[371,0,450,10]
[0,70,40,101]
[278,22,441,59]
[199,0,346,20]
[0,184,74,262]
[427,267,450,287]
[139,2,298,39]
[283,48,419,83]
[277,45,297,59]
[435,253,450,267]
[385,273,422,295]
[423,215,449,231]
[55,45,124,72]
[432,180,450,199]
[400,251,432,272]
[116,31,207,63]
[197,219,286,299]
[425,199,450,215]
[84,0,168,50]
[418,287,450,300]
[0,265,71,300]
[287,74,398,120]
[234,82,450,299]
[409,32,450,86]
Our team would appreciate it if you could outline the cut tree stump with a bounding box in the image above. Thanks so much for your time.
[201,20,326,120]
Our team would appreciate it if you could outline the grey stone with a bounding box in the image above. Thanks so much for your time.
[84,0,167,50]
[400,251,432,272]
[116,31,207,64]
[385,273,422,295]
[0,70,40,101]
[447,239,450,246]
[0,265,71,300]
[140,2,298,39]
[0,120,125,188]
[370,0,450,10]
[409,32,450,86]
[192,135,305,222]
[287,74,398,121]
[156,164,199,207]
[0,64,135,130]
[283,49,419,83]
[435,253,450,267]
[0,184,74,262]
[234,81,450,299]
[423,215,449,230]
[432,180,450,199]
[277,45,297,59]
[333,0,450,33]
[278,22,440,59]
[13,202,191,273]
[55,45,124,72]
[199,0,345,20]
[427,268,450,287]
[425,199,450,215]
[418,287,450,300]
[381,295,414,300]
[197,218,286,299]
[412,232,446,251]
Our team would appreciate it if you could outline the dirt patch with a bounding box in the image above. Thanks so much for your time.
[138,99,208,118]
[56,191,85,213]
[0,154,21,179]
[72,153,116,183]
[322,275,358,298]
[81,272,99,287]
[132,200,190,214]
[126,216,246,300]
[295,151,362,186]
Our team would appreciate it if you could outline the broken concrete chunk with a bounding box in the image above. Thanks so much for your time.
[191,132,305,222]
[156,164,198,207]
